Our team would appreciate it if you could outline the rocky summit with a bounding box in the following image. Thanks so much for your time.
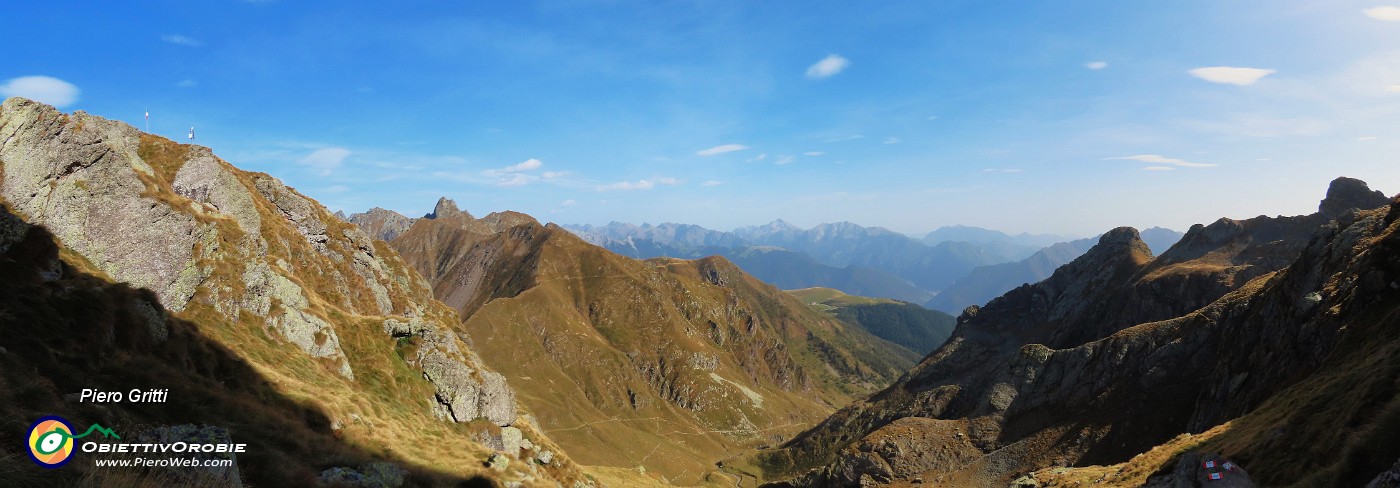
[755,177,1399,487]
[0,98,589,487]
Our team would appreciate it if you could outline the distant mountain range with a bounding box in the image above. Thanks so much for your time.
[564,221,1183,316]
[926,226,1183,314]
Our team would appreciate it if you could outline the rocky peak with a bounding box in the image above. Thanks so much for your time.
[480,211,539,232]
[428,197,467,220]
[347,207,417,242]
[1319,176,1389,219]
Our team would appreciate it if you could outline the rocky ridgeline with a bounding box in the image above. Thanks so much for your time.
[348,206,418,242]
[766,178,1396,486]
[0,99,529,453]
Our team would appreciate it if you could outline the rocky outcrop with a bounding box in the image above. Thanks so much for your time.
[0,98,521,435]
[1369,458,1400,488]
[767,178,1395,486]
[134,425,244,488]
[0,98,208,311]
[318,462,407,488]
[347,207,416,242]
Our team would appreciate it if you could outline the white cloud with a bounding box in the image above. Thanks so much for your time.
[561,199,577,206]
[1356,136,1379,141]
[803,151,825,156]
[176,79,197,88]
[701,180,723,187]
[1364,6,1400,21]
[503,158,542,172]
[160,34,202,47]
[542,171,568,179]
[1189,67,1276,86]
[746,153,768,162]
[496,173,530,187]
[1142,166,1175,171]
[1386,85,1400,93]
[597,177,679,191]
[479,158,546,186]
[697,144,748,156]
[774,155,796,165]
[0,76,80,107]
[882,137,901,144]
[983,168,1023,173]
[1086,61,1108,70]
[298,148,351,176]
[806,54,850,79]
[1106,154,1217,168]
[824,134,865,143]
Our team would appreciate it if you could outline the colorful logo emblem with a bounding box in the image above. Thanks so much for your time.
[27,416,76,468]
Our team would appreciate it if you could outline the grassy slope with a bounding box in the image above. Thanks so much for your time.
[397,217,916,485]
[789,287,955,357]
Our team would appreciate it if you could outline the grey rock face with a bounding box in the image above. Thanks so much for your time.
[0,98,208,311]
[172,150,262,235]
[254,176,330,253]
[479,371,517,426]
[499,426,523,456]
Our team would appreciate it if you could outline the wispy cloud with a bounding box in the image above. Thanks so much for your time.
[697,144,748,156]
[1363,6,1400,21]
[983,168,1023,173]
[806,54,850,79]
[597,177,679,191]
[298,147,351,176]
[824,134,865,143]
[701,180,723,187]
[746,153,768,162]
[561,199,577,206]
[0,76,79,107]
[487,158,542,174]
[481,158,546,186]
[882,137,901,144]
[1106,154,1217,168]
[1086,61,1108,70]
[160,34,202,47]
[774,155,796,165]
[803,151,825,156]
[1189,66,1275,86]
[1142,166,1175,171]
[176,79,197,88]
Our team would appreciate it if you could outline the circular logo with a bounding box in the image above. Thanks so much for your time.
[27,416,75,468]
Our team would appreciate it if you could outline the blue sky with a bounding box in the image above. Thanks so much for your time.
[3,1,1400,236]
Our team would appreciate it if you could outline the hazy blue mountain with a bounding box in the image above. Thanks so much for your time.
[926,227,1183,314]
[726,247,933,304]
[1138,226,1185,257]
[733,220,1026,291]
[922,225,1076,248]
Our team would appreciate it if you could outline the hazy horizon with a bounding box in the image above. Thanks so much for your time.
[4,1,1399,236]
